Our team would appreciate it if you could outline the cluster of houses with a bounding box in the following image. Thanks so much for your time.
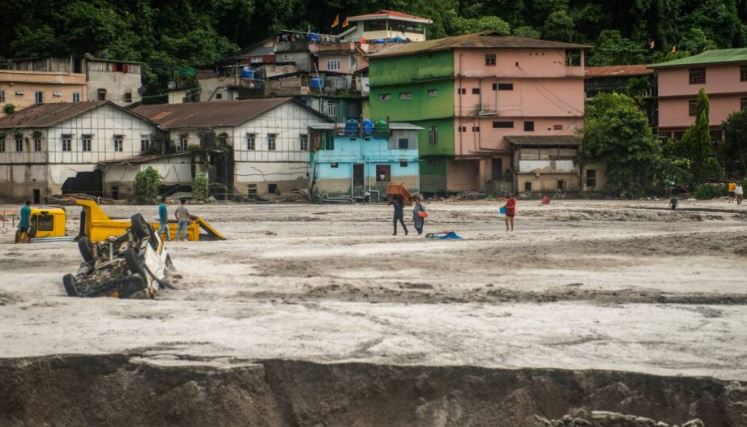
[1,9,746,202]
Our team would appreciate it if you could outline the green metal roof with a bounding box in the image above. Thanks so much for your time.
[650,48,747,69]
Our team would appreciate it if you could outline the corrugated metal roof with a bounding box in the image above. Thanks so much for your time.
[585,65,653,77]
[649,48,747,69]
[133,98,301,129]
[348,10,432,24]
[505,135,581,147]
[372,32,590,58]
[0,102,106,129]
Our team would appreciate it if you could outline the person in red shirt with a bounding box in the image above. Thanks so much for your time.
[503,193,516,232]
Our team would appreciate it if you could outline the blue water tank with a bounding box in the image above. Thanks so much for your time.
[310,77,324,90]
[307,32,321,42]
[362,119,373,136]
[240,67,255,79]
[344,119,359,135]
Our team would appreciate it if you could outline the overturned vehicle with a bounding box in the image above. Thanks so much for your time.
[63,213,173,299]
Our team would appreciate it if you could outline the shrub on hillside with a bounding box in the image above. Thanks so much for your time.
[694,183,727,200]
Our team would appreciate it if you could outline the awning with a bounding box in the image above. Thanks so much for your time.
[505,135,581,147]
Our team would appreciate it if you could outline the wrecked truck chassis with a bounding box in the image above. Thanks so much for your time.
[63,213,173,299]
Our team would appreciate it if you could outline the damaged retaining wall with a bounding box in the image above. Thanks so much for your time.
[0,355,745,426]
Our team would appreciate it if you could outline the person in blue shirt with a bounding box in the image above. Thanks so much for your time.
[16,200,31,243]
[157,197,170,241]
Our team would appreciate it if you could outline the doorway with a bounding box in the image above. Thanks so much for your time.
[353,163,364,195]
[32,189,40,204]
[491,158,502,180]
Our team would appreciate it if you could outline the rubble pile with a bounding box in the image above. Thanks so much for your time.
[532,411,705,427]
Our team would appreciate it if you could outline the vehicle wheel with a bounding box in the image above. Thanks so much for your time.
[131,213,159,249]
[124,247,147,281]
[78,237,95,263]
[117,275,147,298]
[63,274,79,297]
[130,214,151,239]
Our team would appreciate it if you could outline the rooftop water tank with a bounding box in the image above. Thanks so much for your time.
[344,119,359,136]
[362,119,373,136]
[310,77,324,90]
[240,67,255,79]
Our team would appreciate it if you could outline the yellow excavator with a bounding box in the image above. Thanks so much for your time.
[15,199,224,243]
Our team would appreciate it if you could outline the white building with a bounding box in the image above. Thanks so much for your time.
[337,10,433,43]
[133,98,331,196]
[0,101,159,201]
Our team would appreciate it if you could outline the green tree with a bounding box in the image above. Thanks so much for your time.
[584,93,663,197]
[720,109,747,178]
[677,27,717,54]
[512,25,541,38]
[193,172,209,201]
[542,10,575,42]
[678,89,722,186]
[588,30,648,65]
[133,166,163,204]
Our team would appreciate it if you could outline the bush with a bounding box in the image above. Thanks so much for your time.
[3,104,15,115]
[133,166,162,204]
[193,172,208,201]
[694,183,727,200]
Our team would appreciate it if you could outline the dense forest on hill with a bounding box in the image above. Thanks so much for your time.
[2,0,746,93]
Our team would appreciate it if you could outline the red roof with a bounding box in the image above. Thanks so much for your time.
[585,65,653,77]
[348,10,432,24]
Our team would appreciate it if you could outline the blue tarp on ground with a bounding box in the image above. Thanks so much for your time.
[425,231,463,240]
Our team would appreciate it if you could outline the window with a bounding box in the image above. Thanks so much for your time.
[326,101,336,117]
[246,133,256,150]
[458,126,467,132]
[376,165,391,182]
[0,134,4,152]
[741,65,747,82]
[72,92,80,103]
[268,184,278,194]
[458,88,467,95]
[0,90,4,103]
[33,133,42,151]
[215,93,223,100]
[267,133,277,151]
[81,134,92,152]
[553,124,563,130]
[15,134,23,151]
[492,121,514,128]
[472,126,480,132]
[331,162,339,168]
[428,126,438,145]
[493,82,513,91]
[524,182,532,192]
[34,91,43,104]
[399,92,413,100]
[178,135,188,152]
[37,214,54,232]
[689,68,705,84]
[742,97,747,111]
[688,99,698,116]
[472,88,480,95]
[378,93,392,101]
[218,133,228,146]
[565,49,581,66]
[586,169,597,188]
[524,121,535,132]
[140,135,151,153]
[299,134,308,151]
[400,161,408,167]
[113,135,123,152]
[327,57,341,70]
[124,92,133,103]
[247,184,257,196]
[97,89,107,101]
[485,54,496,66]
[398,138,409,149]
[428,89,438,97]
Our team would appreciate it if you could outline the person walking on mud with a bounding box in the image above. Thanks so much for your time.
[503,193,516,232]
[390,195,408,236]
[736,183,744,205]
[412,197,427,236]
[158,197,170,241]
[175,199,190,241]
[15,200,32,243]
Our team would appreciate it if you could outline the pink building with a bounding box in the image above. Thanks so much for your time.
[450,37,588,193]
[651,48,747,140]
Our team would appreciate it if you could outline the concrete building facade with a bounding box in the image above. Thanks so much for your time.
[309,123,420,198]
[134,98,331,197]
[0,102,158,201]
[337,10,433,42]
[0,70,87,117]
[651,48,747,141]
[369,32,588,194]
